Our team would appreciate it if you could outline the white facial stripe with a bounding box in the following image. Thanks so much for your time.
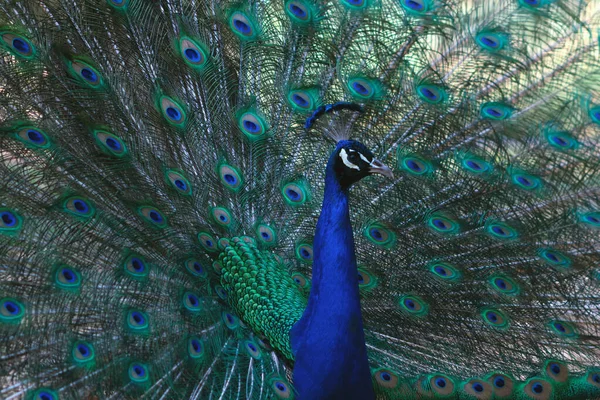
[358,153,370,163]
[339,148,360,170]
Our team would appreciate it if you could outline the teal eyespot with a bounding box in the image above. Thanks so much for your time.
[457,153,493,175]
[518,0,555,9]
[238,111,268,140]
[67,59,104,88]
[480,102,513,120]
[544,131,578,151]
[218,238,231,250]
[485,373,514,397]
[295,243,313,262]
[128,362,149,383]
[373,368,400,388]
[291,272,310,289]
[427,214,460,234]
[511,172,542,191]
[229,11,258,40]
[523,378,553,398]
[482,308,509,329]
[222,311,240,329]
[31,388,58,400]
[218,163,243,191]
[183,291,202,312]
[63,197,95,219]
[126,309,149,332]
[15,126,51,149]
[586,369,600,388]
[185,258,208,278]
[347,77,381,100]
[538,248,571,268]
[463,379,492,398]
[137,206,167,228]
[399,154,434,176]
[364,223,396,248]
[490,276,519,295]
[179,36,208,69]
[287,88,319,111]
[215,285,228,300]
[429,374,455,396]
[544,360,569,383]
[486,222,518,240]
[341,0,369,10]
[399,295,428,316]
[107,0,129,9]
[579,211,600,228]
[198,232,218,252]
[165,170,192,195]
[158,95,186,127]
[429,262,461,281]
[282,181,310,206]
[124,254,149,279]
[212,260,224,275]
[256,224,277,245]
[269,376,293,399]
[475,32,508,52]
[0,208,23,234]
[244,339,262,359]
[72,341,95,364]
[54,266,82,290]
[0,297,25,324]
[357,267,377,291]
[93,130,127,157]
[589,105,600,125]
[549,320,577,337]
[211,207,233,228]
[285,0,315,24]
[400,0,432,14]
[187,336,204,359]
[417,84,447,104]
[1,31,36,59]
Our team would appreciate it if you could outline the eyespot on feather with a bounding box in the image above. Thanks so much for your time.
[198,232,218,252]
[187,336,204,359]
[54,266,82,290]
[229,11,259,40]
[72,341,95,364]
[166,170,192,195]
[522,378,553,400]
[63,197,95,219]
[0,297,25,324]
[480,102,513,120]
[67,59,104,88]
[373,368,400,388]
[137,206,167,228]
[93,130,128,157]
[128,362,149,383]
[295,243,313,262]
[185,259,208,278]
[158,95,187,127]
[218,163,244,191]
[1,31,36,59]
[179,36,208,69]
[15,126,51,148]
[31,389,59,400]
[0,208,23,234]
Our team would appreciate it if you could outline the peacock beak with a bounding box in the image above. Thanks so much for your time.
[369,159,394,179]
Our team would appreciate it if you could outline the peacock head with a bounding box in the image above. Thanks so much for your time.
[332,140,393,189]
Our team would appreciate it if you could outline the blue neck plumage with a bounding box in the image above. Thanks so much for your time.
[290,151,375,400]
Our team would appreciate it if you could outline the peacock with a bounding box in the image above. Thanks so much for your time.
[1,0,600,398]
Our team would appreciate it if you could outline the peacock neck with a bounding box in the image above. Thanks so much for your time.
[290,156,374,400]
